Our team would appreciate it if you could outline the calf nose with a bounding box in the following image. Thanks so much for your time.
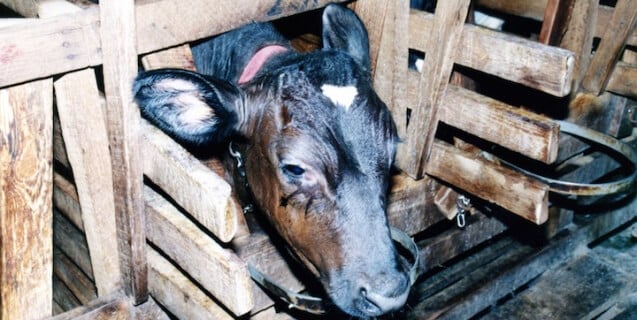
[357,271,410,316]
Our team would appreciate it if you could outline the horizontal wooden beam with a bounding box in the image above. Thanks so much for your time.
[142,121,238,242]
[145,186,253,316]
[439,84,560,164]
[426,140,549,224]
[607,62,637,98]
[147,246,234,320]
[409,9,575,97]
[406,72,560,164]
[388,173,446,235]
[0,0,346,88]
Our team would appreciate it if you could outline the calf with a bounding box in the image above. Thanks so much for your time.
[133,4,409,317]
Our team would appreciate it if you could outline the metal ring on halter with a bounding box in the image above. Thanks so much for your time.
[247,227,420,315]
[503,120,637,196]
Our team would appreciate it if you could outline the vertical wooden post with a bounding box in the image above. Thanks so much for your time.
[99,0,148,304]
[0,79,53,319]
[396,0,472,178]
[54,69,123,297]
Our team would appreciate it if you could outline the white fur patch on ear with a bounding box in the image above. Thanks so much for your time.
[155,79,215,127]
[321,84,358,111]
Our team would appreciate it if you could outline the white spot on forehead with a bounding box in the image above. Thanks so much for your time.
[320,84,358,111]
[156,78,199,91]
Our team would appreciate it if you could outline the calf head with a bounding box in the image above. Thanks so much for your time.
[133,4,408,317]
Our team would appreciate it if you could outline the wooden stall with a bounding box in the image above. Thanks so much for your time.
[0,0,635,319]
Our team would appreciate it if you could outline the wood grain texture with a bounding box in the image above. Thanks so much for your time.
[607,62,637,98]
[408,10,575,97]
[387,173,445,235]
[559,0,597,94]
[426,141,549,224]
[597,5,637,47]
[350,0,390,77]
[53,248,98,305]
[0,78,53,320]
[581,0,637,95]
[141,44,196,71]
[53,172,84,231]
[147,246,234,320]
[0,0,347,88]
[54,68,122,297]
[142,121,238,242]
[99,0,148,304]
[476,0,547,21]
[437,84,560,164]
[54,210,94,281]
[145,186,253,316]
[134,296,171,320]
[396,0,472,178]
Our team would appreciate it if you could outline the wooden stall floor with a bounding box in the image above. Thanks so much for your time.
[405,197,637,320]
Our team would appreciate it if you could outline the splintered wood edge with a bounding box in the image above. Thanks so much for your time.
[426,141,549,225]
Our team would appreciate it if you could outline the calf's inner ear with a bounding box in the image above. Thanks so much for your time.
[133,68,241,145]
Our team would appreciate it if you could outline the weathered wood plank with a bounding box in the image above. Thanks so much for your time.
[0,79,53,320]
[134,296,171,320]
[538,0,575,46]
[350,0,391,77]
[52,275,82,313]
[597,5,637,47]
[141,44,196,71]
[417,213,508,273]
[50,297,132,320]
[607,62,637,98]
[581,0,637,95]
[100,0,148,304]
[53,110,71,169]
[408,10,575,97]
[53,210,94,281]
[426,141,550,224]
[53,248,98,305]
[387,173,445,235]
[434,83,560,164]
[142,121,238,242]
[147,246,234,320]
[476,0,547,21]
[0,0,347,88]
[145,186,253,316]
[396,0,472,178]
[54,68,122,297]
[53,172,84,231]
[559,0,597,94]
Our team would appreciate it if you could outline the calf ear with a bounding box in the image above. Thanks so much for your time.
[322,4,371,71]
[133,69,241,145]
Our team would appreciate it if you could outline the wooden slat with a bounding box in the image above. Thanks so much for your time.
[396,0,472,178]
[144,186,253,316]
[597,5,637,47]
[134,297,172,320]
[147,246,234,320]
[349,0,391,77]
[142,121,238,242]
[53,248,98,305]
[53,210,94,281]
[0,0,347,88]
[581,0,637,95]
[0,79,53,320]
[426,141,550,224]
[51,297,132,320]
[99,0,148,304]
[387,173,445,236]
[607,62,637,98]
[52,275,82,313]
[476,0,547,21]
[53,172,84,231]
[437,84,560,164]
[141,44,196,71]
[54,68,122,297]
[408,10,575,97]
[559,0,597,94]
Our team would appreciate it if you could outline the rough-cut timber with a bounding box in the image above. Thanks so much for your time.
[99,0,148,304]
[147,247,234,320]
[54,68,122,297]
[396,0,472,178]
[142,121,238,242]
[426,141,550,224]
[0,0,347,88]
[53,248,98,305]
[54,210,93,282]
[581,0,637,95]
[50,296,132,320]
[145,187,253,316]
[0,79,53,320]
[408,10,575,97]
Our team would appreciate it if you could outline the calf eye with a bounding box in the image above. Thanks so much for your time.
[282,164,305,176]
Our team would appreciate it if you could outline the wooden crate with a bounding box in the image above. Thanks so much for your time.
[1,0,634,319]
